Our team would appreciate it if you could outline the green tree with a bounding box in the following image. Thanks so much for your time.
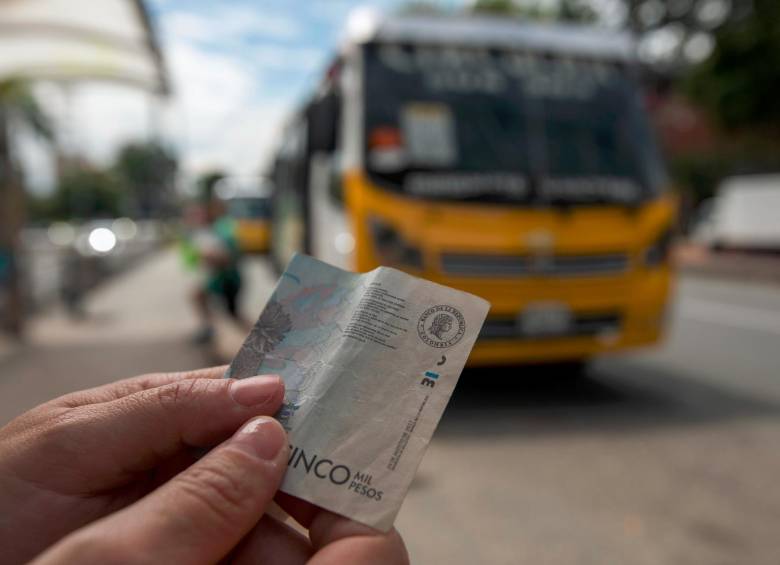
[0,80,54,336]
[0,80,53,141]
[472,0,518,15]
[471,0,596,22]
[47,167,123,220]
[0,80,54,224]
[398,0,596,21]
[114,141,178,218]
[398,1,444,15]
[685,0,780,133]
[196,169,227,202]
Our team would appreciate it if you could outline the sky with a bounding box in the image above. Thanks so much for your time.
[19,0,473,194]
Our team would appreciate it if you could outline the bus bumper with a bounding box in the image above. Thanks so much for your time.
[467,324,664,367]
[465,268,673,367]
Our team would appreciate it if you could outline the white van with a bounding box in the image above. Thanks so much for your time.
[694,175,780,251]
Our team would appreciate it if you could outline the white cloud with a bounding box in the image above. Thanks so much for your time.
[163,6,302,44]
[186,100,287,177]
[309,0,356,23]
[167,41,254,141]
[165,40,288,176]
[250,45,325,72]
[68,84,151,164]
[154,6,313,176]
[18,81,152,195]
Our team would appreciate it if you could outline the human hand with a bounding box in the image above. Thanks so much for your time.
[0,367,284,562]
[32,440,408,564]
[0,367,408,564]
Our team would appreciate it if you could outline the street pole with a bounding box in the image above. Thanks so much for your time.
[0,103,25,338]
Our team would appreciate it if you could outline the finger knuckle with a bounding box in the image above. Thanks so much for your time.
[42,410,86,444]
[20,410,93,471]
[0,405,51,442]
[155,378,204,411]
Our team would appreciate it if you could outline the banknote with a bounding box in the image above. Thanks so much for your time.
[226,254,490,531]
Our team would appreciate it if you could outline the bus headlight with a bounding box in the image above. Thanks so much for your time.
[644,228,674,267]
[368,218,424,270]
[334,232,356,255]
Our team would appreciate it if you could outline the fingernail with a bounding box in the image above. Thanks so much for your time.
[233,417,287,460]
[230,375,283,407]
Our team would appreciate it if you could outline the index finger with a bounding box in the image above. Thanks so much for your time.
[55,366,228,407]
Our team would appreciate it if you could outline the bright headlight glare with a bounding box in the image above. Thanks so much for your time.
[88,227,117,254]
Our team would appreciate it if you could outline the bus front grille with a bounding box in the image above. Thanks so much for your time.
[479,312,622,340]
[440,253,630,277]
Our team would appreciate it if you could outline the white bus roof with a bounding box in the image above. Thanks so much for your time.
[345,12,636,62]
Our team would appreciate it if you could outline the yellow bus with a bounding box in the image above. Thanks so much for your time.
[226,196,271,254]
[269,13,676,367]
[216,177,272,254]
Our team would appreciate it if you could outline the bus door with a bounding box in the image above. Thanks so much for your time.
[306,89,354,269]
[270,118,309,269]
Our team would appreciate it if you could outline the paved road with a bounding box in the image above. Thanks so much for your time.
[1,253,778,564]
[397,275,780,564]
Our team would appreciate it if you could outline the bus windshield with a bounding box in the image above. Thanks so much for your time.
[363,43,667,205]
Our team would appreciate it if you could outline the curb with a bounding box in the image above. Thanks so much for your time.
[676,243,780,286]
[680,263,780,286]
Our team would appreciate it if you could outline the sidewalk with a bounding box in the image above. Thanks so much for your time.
[0,333,15,365]
[676,243,780,285]
[0,248,276,426]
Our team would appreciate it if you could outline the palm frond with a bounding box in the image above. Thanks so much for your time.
[0,79,54,141]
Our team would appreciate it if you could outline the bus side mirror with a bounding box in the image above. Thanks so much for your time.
[308,93,340,154]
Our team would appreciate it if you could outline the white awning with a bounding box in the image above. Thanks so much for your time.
[0,0,168,95]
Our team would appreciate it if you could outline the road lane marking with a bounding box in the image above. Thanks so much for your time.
[679,299,780,335]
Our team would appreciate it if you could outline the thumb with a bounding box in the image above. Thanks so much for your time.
[35,417,289,565]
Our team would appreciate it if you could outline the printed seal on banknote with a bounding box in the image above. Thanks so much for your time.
[417,304,466,348]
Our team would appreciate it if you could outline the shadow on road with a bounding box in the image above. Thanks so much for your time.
[438,359,780,438]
